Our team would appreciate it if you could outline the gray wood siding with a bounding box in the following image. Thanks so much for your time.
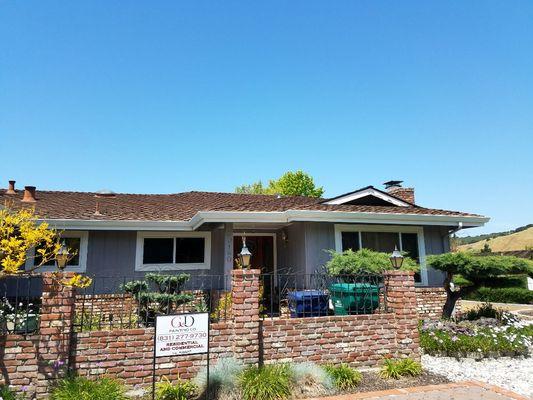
[277,222,306,275]
[86,231,137,277]
[423,226,450,286]
[77,223,451,291]
[304,222,335,274]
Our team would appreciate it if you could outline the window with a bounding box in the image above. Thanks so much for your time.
[25,231,88,272]
[135,232,211,271]
[143,238,174,264]
[341,232,360,251]
[361,232,399,253]
[334,225,426,284]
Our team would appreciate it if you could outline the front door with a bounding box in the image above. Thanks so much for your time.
[233,235,275,274]
[234,234,276,315]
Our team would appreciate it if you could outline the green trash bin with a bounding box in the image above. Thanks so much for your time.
[329,283,379,315]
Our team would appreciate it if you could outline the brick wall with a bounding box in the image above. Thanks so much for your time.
[415,287,462,320]
[0,334,39,391]
[263,270,420,367]
[1,269,421,397]
[0,272,76,398]
[73,291,208,330]
[263,313,417,367]
[74,293,138,328]
[71,321,233,386]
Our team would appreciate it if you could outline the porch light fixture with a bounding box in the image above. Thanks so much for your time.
[238,236,252,269]
[389,246,404,269]
[56,241,70,270]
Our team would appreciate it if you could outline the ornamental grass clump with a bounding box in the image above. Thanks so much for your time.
[155,377,197,400]
[239,364,292,400]
[50,376,127,400]
[322,363,362,390]
[291,362,335,397]
[0,385,24,400]
[194,357,244,398]
[379,358,422,380]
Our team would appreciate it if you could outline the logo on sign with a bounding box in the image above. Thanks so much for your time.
[171,315,195,328]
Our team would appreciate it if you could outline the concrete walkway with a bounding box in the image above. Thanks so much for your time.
[306,381,530,400]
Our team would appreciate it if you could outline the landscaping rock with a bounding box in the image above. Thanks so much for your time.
[422,354,533,398]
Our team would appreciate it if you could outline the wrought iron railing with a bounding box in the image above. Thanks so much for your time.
[0,276,42,335]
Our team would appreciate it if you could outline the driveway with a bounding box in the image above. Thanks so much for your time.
[306,382,530,400]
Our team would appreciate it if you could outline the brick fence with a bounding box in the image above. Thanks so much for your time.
[415,287,461,320]
[1,270,420,398]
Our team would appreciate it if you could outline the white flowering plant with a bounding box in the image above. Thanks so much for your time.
[0,297,40,334]
[419,307,533,358]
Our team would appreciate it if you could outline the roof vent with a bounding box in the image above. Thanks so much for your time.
[21,186,37,203]
[95,189,117,198]
[6,180,16,195]
[383,180,403,190]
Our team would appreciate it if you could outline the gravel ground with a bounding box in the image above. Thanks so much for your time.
[422,354,533,398]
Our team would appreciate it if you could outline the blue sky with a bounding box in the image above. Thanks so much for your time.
[1,1,532,236]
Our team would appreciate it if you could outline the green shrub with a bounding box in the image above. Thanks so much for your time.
[239,364,292,400]
[50,376,127,400]
[326,249,418,275]
[465,287,533,304]
[155,377,197,400]
[194,357,244,395]
[0,385,23,400]
[379,358,422,380]
[322,364,362,390]
[462,303,502,321]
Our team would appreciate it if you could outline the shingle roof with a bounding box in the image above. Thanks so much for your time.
[0,189,483,222]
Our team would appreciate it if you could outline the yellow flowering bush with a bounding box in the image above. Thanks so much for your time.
[0,205,91,288]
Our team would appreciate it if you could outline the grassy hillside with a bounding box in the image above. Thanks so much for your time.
[458,226,533,252]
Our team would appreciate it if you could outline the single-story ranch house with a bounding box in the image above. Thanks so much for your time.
[2,180,488,288]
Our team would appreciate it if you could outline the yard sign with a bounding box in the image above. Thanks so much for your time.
[155,313,209,356]
[152,313,210,399]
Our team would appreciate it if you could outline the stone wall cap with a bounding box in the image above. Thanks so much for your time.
[383,270,415,276]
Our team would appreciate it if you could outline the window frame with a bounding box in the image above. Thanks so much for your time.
[135,231,211,271]
[25,230,89,273]
[334,224,428,285]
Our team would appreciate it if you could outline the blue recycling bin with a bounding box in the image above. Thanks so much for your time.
[287,290,329,318]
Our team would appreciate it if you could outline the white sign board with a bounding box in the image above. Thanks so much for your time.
[155,313,209,357]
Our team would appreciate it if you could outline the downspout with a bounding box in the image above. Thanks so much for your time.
[445,222,463,252]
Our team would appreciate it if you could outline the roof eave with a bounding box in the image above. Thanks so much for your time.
[42,210,489,230]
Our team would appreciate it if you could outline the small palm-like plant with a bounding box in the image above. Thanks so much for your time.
[50,376,127,400]
[239,364,292,400]
[155,376,198,400]
[379,358,422,380]
[322,364,362,390]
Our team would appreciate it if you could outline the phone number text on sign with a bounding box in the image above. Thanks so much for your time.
[155,313,209,357]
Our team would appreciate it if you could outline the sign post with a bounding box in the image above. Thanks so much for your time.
[152,313,210,400]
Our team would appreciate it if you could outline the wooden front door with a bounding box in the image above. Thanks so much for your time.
[233,235,274,274]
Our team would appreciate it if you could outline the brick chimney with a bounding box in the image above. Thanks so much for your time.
[6,180,16,194]
[383,180,415,204]
[21,186,37,202]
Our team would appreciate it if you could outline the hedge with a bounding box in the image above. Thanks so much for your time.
[465,287,533,304]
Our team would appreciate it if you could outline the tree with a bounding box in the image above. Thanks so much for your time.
[122,273,194,325]
[326,248,419,275]
[235,181,267,195]
[0,206,91,287]
[427,252,533,318]
[235,170,324,198]
[480,241,492,254]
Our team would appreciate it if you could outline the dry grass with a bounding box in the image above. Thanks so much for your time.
[458,227,533,252]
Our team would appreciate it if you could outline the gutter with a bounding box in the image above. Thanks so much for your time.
[42,210,490,231]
